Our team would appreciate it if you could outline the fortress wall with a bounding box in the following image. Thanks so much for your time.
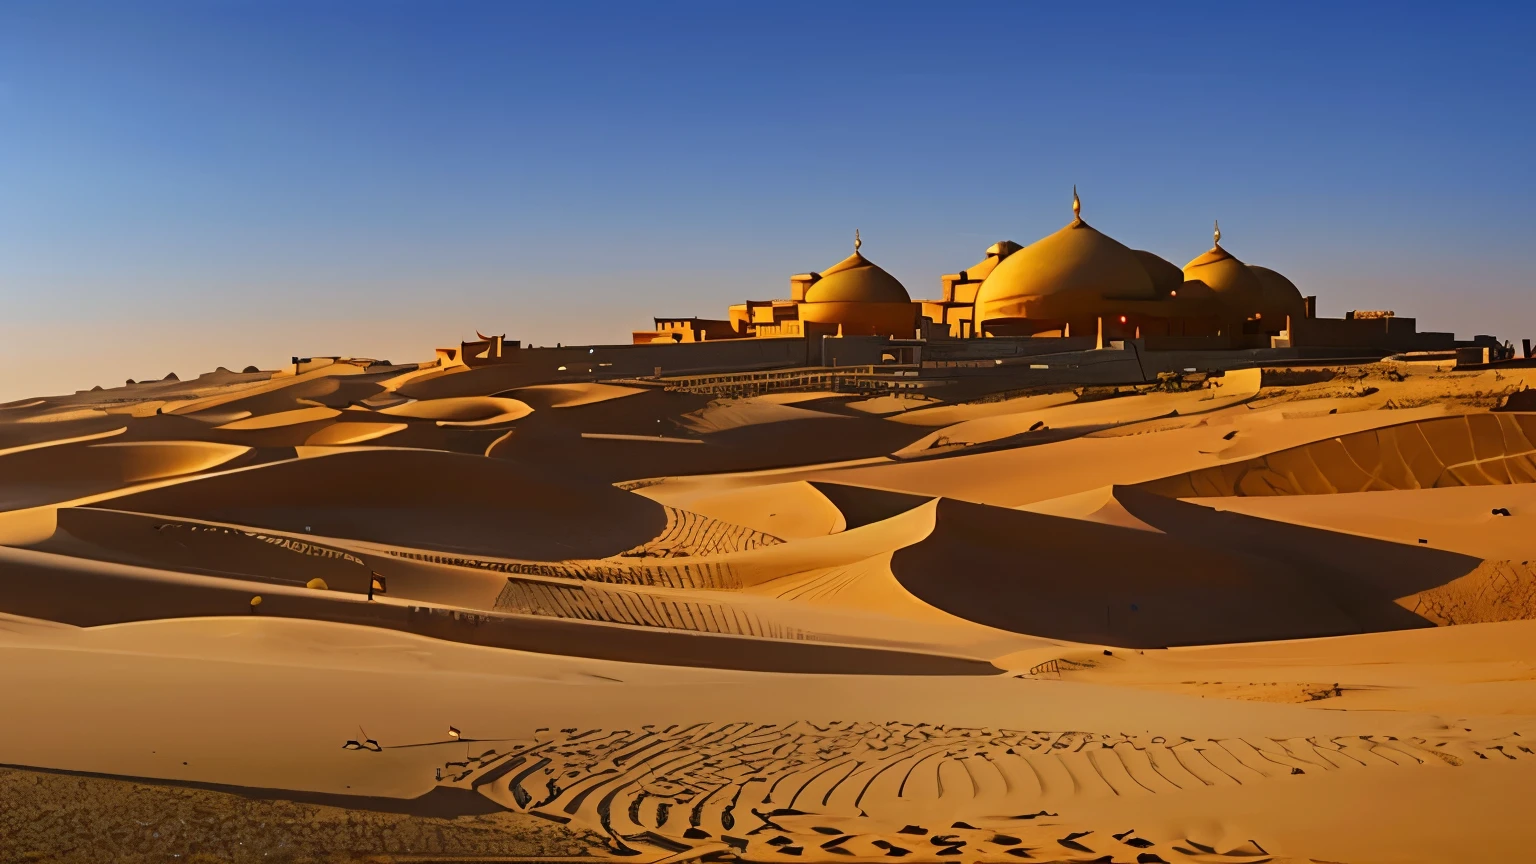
[921,336,1098,361]
[466,337,815,378]
[1292,316,1461,352]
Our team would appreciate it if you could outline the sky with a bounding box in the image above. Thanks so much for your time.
[2,1,1534,399]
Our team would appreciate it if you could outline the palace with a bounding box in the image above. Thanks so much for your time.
[437,190,1506,381]
[630,189,1452,354]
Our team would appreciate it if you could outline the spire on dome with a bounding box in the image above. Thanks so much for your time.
[854,229,861,254]
[1213,219,1222,248]
[1072,185,1082,223]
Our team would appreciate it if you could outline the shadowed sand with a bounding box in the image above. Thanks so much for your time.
[95,447,669,560]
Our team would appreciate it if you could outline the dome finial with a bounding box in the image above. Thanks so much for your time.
[1213,219,1222,248]
[1072,185,1081,221]
[854,229,861,254]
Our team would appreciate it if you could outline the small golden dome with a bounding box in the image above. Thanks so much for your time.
[1182,223,1263,316]
[803,250,911,304]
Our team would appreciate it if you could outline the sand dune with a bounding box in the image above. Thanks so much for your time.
[378,395,534,426]
[510,381,646,408]
[678,397,849,434]
[214,405,341,429]
[496,417,926,486]
[624,403,1458,515]
[93,448,668,560]
[0,439,251,510]
[1025,618,1536,714]
[895,385,1258,456]
[1140,411,1536,498]
[4,606,1531,861]
[302,420,409,445]
[32,506,381,593]
[398,361,579,401]
[0,424,126,457]
[887,494,1510,647]
[164,366,378,416]
[347,495,943,604]
[0,546,993,677]
[840,393,941,415]
[6,357,1536,863]
[666,480,845,539]
[1020,484,1163,531]
[0,410,127,451]
[884,389,1079,426]
[808,481,933,529]
[1188,483,1536,559]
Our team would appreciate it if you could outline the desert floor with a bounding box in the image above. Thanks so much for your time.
[3,358,1535,863]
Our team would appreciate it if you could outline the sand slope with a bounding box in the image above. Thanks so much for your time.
[895,386,1259,456]
[378,395,533,426]
[93,448,668,560]
[1141,411,1536,497]
[0,439,252,510]
[891,497,1433,647]
[1188,483,1536,559]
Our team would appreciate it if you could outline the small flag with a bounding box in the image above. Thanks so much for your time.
[371,574,387,594]
[448,726,461,739]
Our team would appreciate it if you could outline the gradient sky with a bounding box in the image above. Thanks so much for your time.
[3,1,1534,400]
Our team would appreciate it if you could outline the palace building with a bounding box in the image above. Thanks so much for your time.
[633,189,1317,350]
[440,189,1504,380]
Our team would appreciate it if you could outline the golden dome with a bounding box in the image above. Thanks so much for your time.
[1182,222,1263,316]
[803,250,910,304]
[1251,266,1306,324]
[1132,249,1184,298]
[974,197,1156,323]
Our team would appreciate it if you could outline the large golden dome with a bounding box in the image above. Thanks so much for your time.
[1251,265,1306,324]
[1182,222,1263,316]
[803,250,910,304]
[974,193,1156,323]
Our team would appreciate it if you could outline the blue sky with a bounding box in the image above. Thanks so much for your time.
[3,1,1533,398]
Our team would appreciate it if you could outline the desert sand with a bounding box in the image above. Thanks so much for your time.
[3,360,1536,863]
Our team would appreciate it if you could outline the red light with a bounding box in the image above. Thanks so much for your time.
[1119,315,1127,324]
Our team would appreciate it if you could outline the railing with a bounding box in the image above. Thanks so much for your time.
[651,366,907,397]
